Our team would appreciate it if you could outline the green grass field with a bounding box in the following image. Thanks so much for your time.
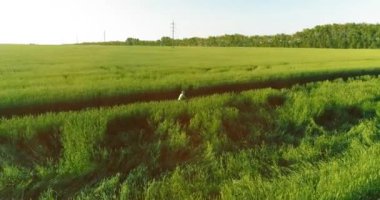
[1,45,380,199]
[2,45,380,115]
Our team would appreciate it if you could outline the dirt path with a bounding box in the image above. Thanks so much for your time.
[2,68,380,119]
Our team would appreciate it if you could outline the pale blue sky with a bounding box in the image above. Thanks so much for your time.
[0,0,379,44]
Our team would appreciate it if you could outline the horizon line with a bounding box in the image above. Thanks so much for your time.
[1,22,378,45]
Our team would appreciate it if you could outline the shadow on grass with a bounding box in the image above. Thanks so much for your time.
[223,93,286,147]
[100,115,155,174]
[315,105,376,131]
[97,114,197,177]
[0,126,63,199]
[0,126,62,168]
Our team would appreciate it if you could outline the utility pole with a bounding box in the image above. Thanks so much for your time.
[104,30,106,42]
[171,21,175,47]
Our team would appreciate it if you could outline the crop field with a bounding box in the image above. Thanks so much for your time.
[2,45,380,117]
[1,45,380,199]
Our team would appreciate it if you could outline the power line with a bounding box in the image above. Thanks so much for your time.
[171,21,175,47]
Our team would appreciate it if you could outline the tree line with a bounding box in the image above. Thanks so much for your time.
[83,23,380,49]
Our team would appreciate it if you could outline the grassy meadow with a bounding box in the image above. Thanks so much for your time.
[1,45,380,199]
[1,45,380,114]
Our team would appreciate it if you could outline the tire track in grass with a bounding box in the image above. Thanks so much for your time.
[2,68,380,118]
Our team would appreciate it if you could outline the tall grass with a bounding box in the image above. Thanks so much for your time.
[1,76,380,199]
[1,45,380,113]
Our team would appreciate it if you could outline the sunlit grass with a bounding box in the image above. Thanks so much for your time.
[1,76,380,199]
[1,45,380,110]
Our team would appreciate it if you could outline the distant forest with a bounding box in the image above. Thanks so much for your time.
[84,23,380,48]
